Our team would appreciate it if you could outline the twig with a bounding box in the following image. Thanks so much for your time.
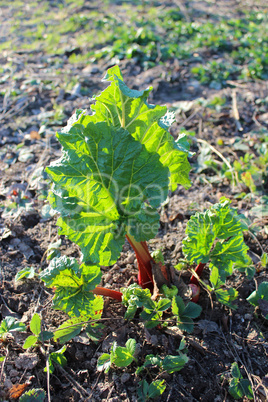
[55,364,90,398]
[232,90,243,132]
[45,351,51,402]
[195,138,237,190]
[0,345,9,385]
[84,372,102,401]
[221,330,257,402]
[177,109,200,129]
[247,229,265,255]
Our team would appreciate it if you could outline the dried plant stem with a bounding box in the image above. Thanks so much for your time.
[45,351,51,402]
[0,345,8,385]
[196,138,237,190]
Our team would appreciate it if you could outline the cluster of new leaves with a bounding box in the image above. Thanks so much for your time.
[136,348,188,375]
[229,362,253,400]
[182,198,251,307]
[23,313,53,349]
[46,65,191,267]
[121,284,201,333]
[40,256,104,343]
[97,338,137,373]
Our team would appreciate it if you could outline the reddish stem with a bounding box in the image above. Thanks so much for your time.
[126,233,154,291]
[92,286,122,301]
[190,262,206,286]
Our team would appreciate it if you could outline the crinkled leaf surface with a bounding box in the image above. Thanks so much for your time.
[19,388,46,402]
[54,296,104,343]
[46,119,169,265]
[40,256,102,316]
[183,199,250,275]
[48,346,67,374]
[214,288,238,309]
[91,65,191,191]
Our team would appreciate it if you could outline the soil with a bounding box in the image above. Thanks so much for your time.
[0,1,267,401]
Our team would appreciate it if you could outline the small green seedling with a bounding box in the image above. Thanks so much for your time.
[0,316,26,341]
[15,266,36,282]
[19,388,46,402]
[121,284,201,332]
[44,345,67,374]
[121,284,171,328]
[46,239,61,261]
[247,281,268,319]
[136,350,188,375]
[229,362,253,400]
[137,379,166,401]
[171,296,202,333]
[23,313,53,349]
[97,338,137,373]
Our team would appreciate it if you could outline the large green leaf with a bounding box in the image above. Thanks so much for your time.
[40,256,102,316]
[46,120,169,265]
[54,296,104,343]
[91,65,191,191]
[183,199,250,270]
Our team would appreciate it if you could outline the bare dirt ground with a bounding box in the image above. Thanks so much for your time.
[0,1,267,401]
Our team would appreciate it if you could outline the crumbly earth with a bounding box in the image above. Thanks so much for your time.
[0,1,267,401]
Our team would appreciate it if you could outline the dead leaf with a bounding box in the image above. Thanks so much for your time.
[8,383,29,399]
[30,130,41,139]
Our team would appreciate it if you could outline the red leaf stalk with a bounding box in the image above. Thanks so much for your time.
[126,233,154,291]
[190,262,206,286]
[92,286,122,301]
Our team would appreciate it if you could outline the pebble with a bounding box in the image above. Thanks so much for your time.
[120,373,130,383]
[15,353,38,370]
[9,369,19,377]
[125,254,135,264]
[150,335,158,346]
[244,313,253,320]
[4,379,12,388]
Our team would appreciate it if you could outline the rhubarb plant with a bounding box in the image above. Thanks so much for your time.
[182,198,252,307]
[45,65,191,295]
[40,256,104,343]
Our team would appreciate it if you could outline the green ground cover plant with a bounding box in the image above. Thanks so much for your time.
[2,1,268,82]
[228,362,254,400]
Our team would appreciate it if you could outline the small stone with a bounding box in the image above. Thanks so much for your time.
[120,373,130,383]
[9,369,19,377]
[90,358,97,367]
[97,382,109,397]
[150,335,158,346]
[4,379,12,388]
[125,254,135,264]
[244,313,253,320]
[15,353,39,370]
